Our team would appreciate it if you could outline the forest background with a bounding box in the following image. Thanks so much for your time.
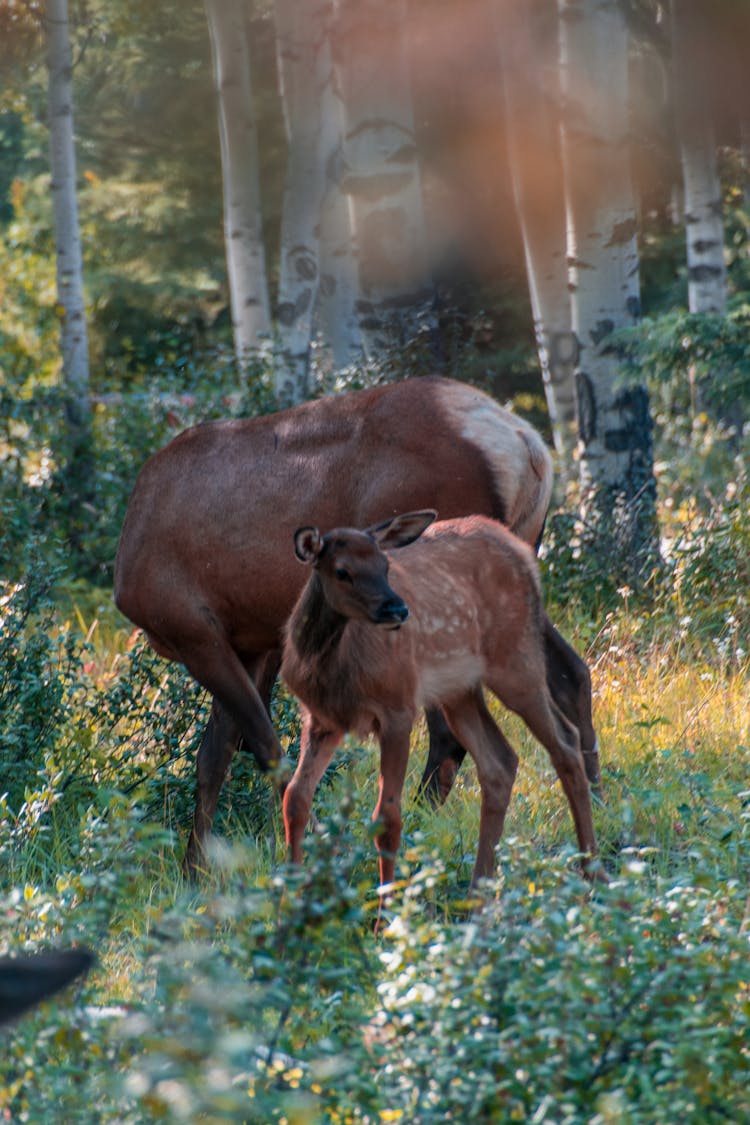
[0,1,749,1122]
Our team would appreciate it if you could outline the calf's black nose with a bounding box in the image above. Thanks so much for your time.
[376,597,409,626]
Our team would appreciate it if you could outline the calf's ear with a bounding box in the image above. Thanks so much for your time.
[367,509,437,550]
[294,526,324,564]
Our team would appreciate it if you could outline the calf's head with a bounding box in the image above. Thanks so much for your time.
[293,510,437,628]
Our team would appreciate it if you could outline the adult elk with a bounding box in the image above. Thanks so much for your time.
[113,376,598,872]
[281,511,601,924]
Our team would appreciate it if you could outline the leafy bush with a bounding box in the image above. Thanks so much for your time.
[373,845,749,1124]
[2,833,747,1123]
[0,548,212,878]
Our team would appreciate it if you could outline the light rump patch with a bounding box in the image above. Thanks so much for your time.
[435,380,553,543]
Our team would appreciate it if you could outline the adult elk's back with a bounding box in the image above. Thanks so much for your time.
[113,376,597,871]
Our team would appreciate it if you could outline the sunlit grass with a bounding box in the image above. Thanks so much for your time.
[264,605,749,906]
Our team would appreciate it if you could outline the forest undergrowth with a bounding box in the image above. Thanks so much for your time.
[1,420,748,1122]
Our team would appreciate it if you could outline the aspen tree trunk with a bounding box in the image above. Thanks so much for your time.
[670,1,740,432]
[680,125,726,315]
[273,0,337,405]
[501,0,576,460]
[205,0,271,372]
[742,119,750,215]
[333,0,434,360]
[671,0,726,316]
[558,0,658,577]
[317,139,364,373]
[45,0,91,469]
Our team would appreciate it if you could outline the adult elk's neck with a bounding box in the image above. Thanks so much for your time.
[289,573,348,660]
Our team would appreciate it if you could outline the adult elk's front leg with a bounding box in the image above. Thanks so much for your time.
[182,647,281,877]
[184,699,241,876]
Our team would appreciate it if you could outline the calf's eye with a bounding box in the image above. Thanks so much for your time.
[335,567,352,583]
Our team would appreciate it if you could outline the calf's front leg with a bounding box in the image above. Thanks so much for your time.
[373,721,412,929]
[283,715,342,863]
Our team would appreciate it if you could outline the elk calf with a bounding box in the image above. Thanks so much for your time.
[281,511,600,919]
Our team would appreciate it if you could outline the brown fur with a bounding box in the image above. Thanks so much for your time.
[113,376,596,873]
[281,514,601,926]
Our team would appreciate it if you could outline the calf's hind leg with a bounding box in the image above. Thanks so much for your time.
[442,688,518,887]
[494,677,600,870]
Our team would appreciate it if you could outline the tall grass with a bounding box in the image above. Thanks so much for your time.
[1,584,747,1121]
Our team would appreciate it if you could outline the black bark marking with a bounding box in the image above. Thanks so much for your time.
[688,264,722,282]
[626,295,641,319]
[548,330,579,368]
[277,302,296,327]
[290,249,317,282]
[575,370,596,444]
[319,273,337,298]
[278,289,312,323]
[294,289,312,316]
[604,218,637,248]
[604,385,654,455]
[589,319,615,348]
[692,239,719,254]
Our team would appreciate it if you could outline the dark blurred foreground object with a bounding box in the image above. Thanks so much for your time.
[0,949,94,1026]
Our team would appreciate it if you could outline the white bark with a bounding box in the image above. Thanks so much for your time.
[317,137,364,373]
[274,0,337,405]
[45,0,90,434]
[501,1,576,459]
[671,0,727,315]
[681,126,726,314]
[558,0,656,563]
[333,0,433,359]
[205,0,271,370]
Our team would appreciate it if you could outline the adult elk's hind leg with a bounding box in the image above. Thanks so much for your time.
[543,617,602,797]
[255,650,282,719]
[417,708,467,805]
[184,699,241,876]
[442,688,518,887]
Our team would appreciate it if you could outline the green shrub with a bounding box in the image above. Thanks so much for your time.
[3,834,746,1124]
[373,845,749,1124]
